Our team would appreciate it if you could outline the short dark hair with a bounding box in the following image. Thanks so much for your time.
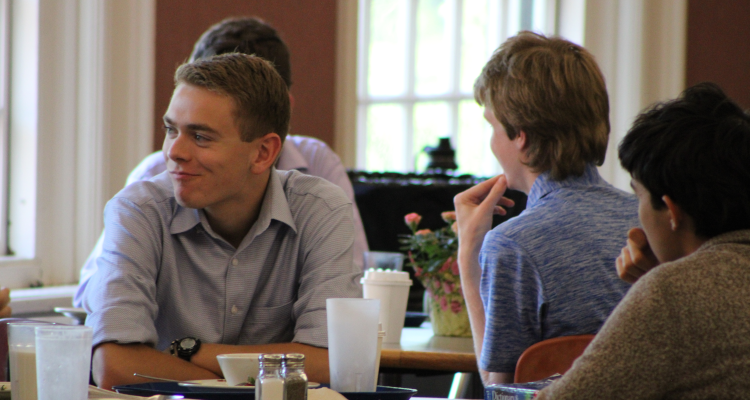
[619,82,750,238]
[190,16,292,88]
[175,53,290,142]
[474,31,610,180]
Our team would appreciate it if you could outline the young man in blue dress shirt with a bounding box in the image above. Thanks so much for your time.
[454,31,639,385]
[84,54,361,389]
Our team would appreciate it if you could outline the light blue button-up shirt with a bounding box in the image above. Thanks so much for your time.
[83,168,362,350]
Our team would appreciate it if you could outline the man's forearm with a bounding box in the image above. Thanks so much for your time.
[93,342,219,390]
[192,342,330,383]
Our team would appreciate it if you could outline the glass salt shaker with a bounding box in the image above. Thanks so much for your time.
[257,354,284,400]
[282,353,308,400]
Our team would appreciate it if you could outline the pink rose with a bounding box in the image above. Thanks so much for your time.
[404,213,422,231]
[415,229,433,236]
[439,296,448,311]
[442,281,455,294]
[441,211,457,223]
[414,265,423,277]
[440,258,452,273]
[450,300,462,313]
[451,259,460,275]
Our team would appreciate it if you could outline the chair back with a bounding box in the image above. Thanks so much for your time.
[0,318,53,381]
[514,334,594,383]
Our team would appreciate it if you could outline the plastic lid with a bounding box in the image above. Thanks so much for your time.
[361,268,412,283]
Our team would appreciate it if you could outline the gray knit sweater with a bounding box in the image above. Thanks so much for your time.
[537,230,750,400]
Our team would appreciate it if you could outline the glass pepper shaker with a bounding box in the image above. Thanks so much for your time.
[257,354,284,400]
[282,353,308,400]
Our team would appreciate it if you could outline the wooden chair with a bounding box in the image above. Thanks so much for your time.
[514,334,595,383]
[1,318,53,381]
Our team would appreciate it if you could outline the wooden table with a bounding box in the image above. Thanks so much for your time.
[379,327,477,373]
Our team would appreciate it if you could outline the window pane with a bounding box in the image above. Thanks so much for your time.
[519,0,534,31]
[460,0,489,93]
[368,0,407,96]
[413,101,450,171]
[414,0,451,95]
[456,100,501,176]
[365,104,407,171]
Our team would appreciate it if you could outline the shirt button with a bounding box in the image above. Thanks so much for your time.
[231,305,238,314]
[232,258,239,266]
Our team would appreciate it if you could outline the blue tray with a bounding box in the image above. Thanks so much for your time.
[114,383,417,400]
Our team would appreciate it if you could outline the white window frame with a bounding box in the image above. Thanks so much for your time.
[335,0,688,192]
[352,0,558,174]
[1,0,155,290]
[0,0,10,255]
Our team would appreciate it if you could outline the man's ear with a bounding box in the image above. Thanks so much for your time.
[515,130,528,151]
[662,195,685,231]
[250,133,283,174]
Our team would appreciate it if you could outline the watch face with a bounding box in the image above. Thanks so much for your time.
[181,337,197,350]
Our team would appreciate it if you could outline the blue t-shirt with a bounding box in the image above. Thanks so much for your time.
[479,164,639,373]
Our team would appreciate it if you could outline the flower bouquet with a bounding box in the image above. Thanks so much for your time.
[400,212,471,337]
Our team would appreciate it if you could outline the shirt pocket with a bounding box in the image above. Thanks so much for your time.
[239,300,295,344]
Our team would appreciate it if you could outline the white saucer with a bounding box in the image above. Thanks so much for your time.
[177,379,321,389]
[178,379,253,389]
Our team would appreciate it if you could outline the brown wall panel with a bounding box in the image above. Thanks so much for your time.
[154,0,337,151]
[686,0,750,109]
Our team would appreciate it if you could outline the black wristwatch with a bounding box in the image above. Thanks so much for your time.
[170,337,201,362]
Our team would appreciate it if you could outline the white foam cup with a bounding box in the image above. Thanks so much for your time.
[327,298,380,392]
[361,269,412,344]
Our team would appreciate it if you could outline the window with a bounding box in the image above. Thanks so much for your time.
[356,0,557,175]
[0,0,154,289]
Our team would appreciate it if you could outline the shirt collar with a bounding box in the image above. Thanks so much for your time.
[276,139,309,172]
[168,168,298,239]
[526,164,605,208]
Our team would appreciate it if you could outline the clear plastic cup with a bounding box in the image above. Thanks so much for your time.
[35,325,93,400]
[361,269,412,344]
[8,322,50,400]
[326,298,380,392]
[363,251,404,271]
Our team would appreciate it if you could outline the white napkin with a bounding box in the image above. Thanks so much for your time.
[308,387,349,400]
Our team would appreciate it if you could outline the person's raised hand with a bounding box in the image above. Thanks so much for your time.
[0,287,11,318]
[616,227,660,284]
[454,175,515,263]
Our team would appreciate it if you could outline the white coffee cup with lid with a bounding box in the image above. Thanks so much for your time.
[361,269,412,344]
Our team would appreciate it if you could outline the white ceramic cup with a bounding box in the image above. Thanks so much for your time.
[34,325,93,400]
[361,269,413,344]
[326,298,380,392]
[363,251,404,271]
[217,353,262,386]
[8,322,50,400]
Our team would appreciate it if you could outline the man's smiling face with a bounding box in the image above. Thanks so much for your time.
[162,83,260,215]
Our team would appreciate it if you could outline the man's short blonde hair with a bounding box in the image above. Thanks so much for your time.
[474,31,609,180]
[175,53,290,142]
